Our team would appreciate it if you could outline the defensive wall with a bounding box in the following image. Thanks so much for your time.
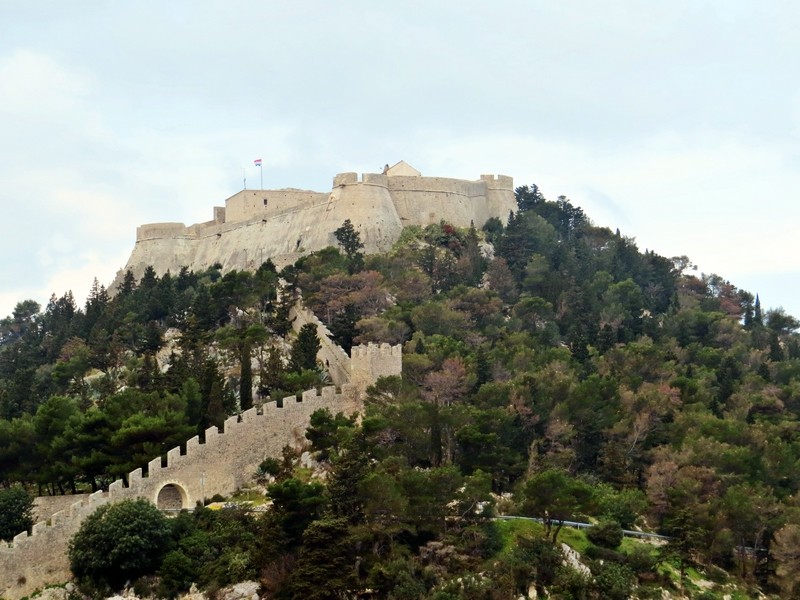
[1,339,403,599]
[114,163,515,286]
[350,343,402,389]
[289,302,352,387]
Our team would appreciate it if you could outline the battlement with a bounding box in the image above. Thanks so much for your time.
[351,342,403,388]
[333,172,358,186]
[350,342,403,359]
[479,173,514,189]
[137,222,191,240]
[0,382,365,599]
[117,162,516,286]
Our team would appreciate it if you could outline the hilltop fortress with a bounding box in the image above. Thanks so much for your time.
[118,161,516,281]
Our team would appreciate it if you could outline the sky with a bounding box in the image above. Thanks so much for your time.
[2,1,800,320]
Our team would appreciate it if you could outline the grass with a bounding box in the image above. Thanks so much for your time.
[619,536,662,557]
[493,518,544,555]
[557,526,590,554]
[493,518,591,555]
[229,488,269,506]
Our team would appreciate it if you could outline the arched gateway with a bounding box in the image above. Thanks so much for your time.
[155,482,190,510]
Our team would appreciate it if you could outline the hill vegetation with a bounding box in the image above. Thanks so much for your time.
[2,185,800,598]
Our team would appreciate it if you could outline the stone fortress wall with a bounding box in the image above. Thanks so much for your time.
[351,343,403,389]
[1,308,402,599]
[115,162,515,285]
[289,301,353,387]
[0,387,360,599]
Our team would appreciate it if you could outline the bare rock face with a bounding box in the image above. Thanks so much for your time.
[220,581,260,600]
[114,164,515,288]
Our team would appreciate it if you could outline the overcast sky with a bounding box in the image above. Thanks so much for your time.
[2,1,800,320]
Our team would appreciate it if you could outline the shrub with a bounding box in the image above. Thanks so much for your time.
[586,520,623,548]
[593,561,636,600]
[585,544,625,562]
[0,486,34,541]
[68,499,171,595]
[157,551,196,599]
[624,544,658,576]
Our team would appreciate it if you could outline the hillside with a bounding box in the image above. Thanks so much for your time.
[1,185,799,599]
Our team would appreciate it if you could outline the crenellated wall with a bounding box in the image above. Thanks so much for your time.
[0,329,402,599]
[113,165,515,287]
[289,302,352,387]
[351,343,403,389]
[0,386,362,599]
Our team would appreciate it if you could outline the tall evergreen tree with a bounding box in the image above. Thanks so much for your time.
[290,324,320,373]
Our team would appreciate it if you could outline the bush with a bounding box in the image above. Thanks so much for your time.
[0,486,34,541]
[593,561,636,600]
[585,544,625,562]
[68,499,171,595]
[157,551,196,599]
[587,520,623,548]
[624,544,658,575]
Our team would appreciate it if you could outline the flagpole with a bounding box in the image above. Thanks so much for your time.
[254,158,263,189]
[242,168,246,190]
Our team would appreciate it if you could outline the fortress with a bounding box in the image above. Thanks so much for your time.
[1,162,513,597]
[117,161,516,282]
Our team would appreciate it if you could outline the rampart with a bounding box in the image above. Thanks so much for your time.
[113,163,516,287]
[1,332,402,599]
[0,387,361,599]
[289,302,352,387]
[351,343,403,389]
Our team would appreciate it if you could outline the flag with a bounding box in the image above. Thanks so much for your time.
[254,158,262,167]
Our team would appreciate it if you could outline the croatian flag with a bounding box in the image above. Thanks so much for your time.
[254,158,262,167]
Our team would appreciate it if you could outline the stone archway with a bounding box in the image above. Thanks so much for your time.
[155,482,189,510]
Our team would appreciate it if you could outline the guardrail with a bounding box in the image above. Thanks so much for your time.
[496,515,670,541]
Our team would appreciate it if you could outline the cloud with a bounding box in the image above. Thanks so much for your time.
[413,129,800,285]
[0,48,92,116]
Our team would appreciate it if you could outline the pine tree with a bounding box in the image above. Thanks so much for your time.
[334,219,365,273]
[260,347,286,397]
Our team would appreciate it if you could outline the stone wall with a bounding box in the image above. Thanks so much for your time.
[0,323,403,599]
[224,189,328,223]
[351,343,403,389]
[32,494,92,522]
[289,302,352,387]
[114,167,515,286]
[0,386,361,600]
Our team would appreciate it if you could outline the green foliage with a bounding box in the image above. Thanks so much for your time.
[334,218,365,273]
[290,323,320,372]
[306,408,357,461]
[586,520,624,548]
[0,486,33,540]
[283,517,355,599]
[0,184,798,599]
[68,499,171,595]
[266,477,327,545]
[592,561,636,600]
[518,469,595,542]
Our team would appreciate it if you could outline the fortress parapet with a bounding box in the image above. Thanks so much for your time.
[351,342,403,388]
[480,173,514,189]
[117,161,516,287]
[333,172,358,186]
[136,222,190,241]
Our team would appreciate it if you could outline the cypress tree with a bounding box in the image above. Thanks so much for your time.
[239,340,253,410]
[754,294,763,326]
[290,324,320,373]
